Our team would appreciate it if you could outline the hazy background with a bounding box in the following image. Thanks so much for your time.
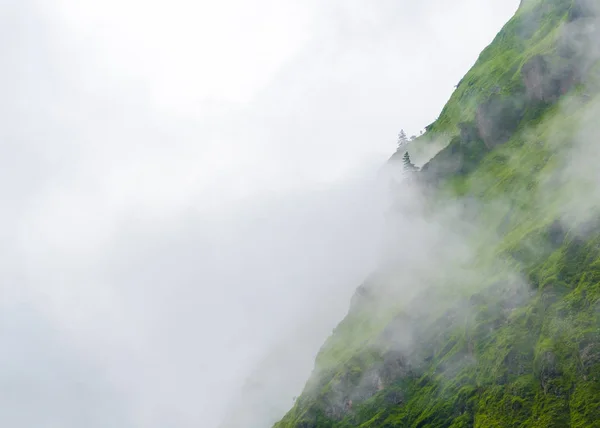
[1,0,519,427]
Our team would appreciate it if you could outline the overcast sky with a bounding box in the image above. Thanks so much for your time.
[1,1,519,427]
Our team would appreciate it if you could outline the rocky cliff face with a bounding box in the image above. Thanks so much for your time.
[275,1,600,427]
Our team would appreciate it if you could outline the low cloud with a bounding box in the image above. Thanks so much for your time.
[1,0,519,427]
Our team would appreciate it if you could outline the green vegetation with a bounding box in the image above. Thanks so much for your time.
[275,1,600,426]
[403,152,417,172]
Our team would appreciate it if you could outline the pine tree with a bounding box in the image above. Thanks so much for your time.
[403,152,416,171]
[397,130,408,148]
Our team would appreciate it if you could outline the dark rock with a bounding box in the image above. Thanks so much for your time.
[536,351,562,394]
[476,95,525,148]
[384,389,404,405]
[458,121,481,144]
[547,220,567,246]
[380,350,411,383]
[569,0,598,22]
[521,55,575,103]
[504,349,530,377]
[580,341,600,370]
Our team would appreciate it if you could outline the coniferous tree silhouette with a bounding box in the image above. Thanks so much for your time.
[397,130,408,149]
[403,152,417,171]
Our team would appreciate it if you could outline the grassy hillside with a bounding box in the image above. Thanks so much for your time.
[275,1,600,427]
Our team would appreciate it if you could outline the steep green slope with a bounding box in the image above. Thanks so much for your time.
[275,1,600,427]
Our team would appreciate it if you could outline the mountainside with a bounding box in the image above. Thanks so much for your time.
[274,1,600,427]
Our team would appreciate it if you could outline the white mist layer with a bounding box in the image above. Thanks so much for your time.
[1,1,519,427]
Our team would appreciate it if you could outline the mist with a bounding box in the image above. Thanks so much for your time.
[1,1,520,427]
[275,3,600,424]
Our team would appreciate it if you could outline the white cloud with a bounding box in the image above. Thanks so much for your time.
[0,0,519,427]
[49,0,316,109]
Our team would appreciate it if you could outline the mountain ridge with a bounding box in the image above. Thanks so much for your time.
[274,1,600,426]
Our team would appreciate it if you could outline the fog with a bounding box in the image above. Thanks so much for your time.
[1,1,519,427]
